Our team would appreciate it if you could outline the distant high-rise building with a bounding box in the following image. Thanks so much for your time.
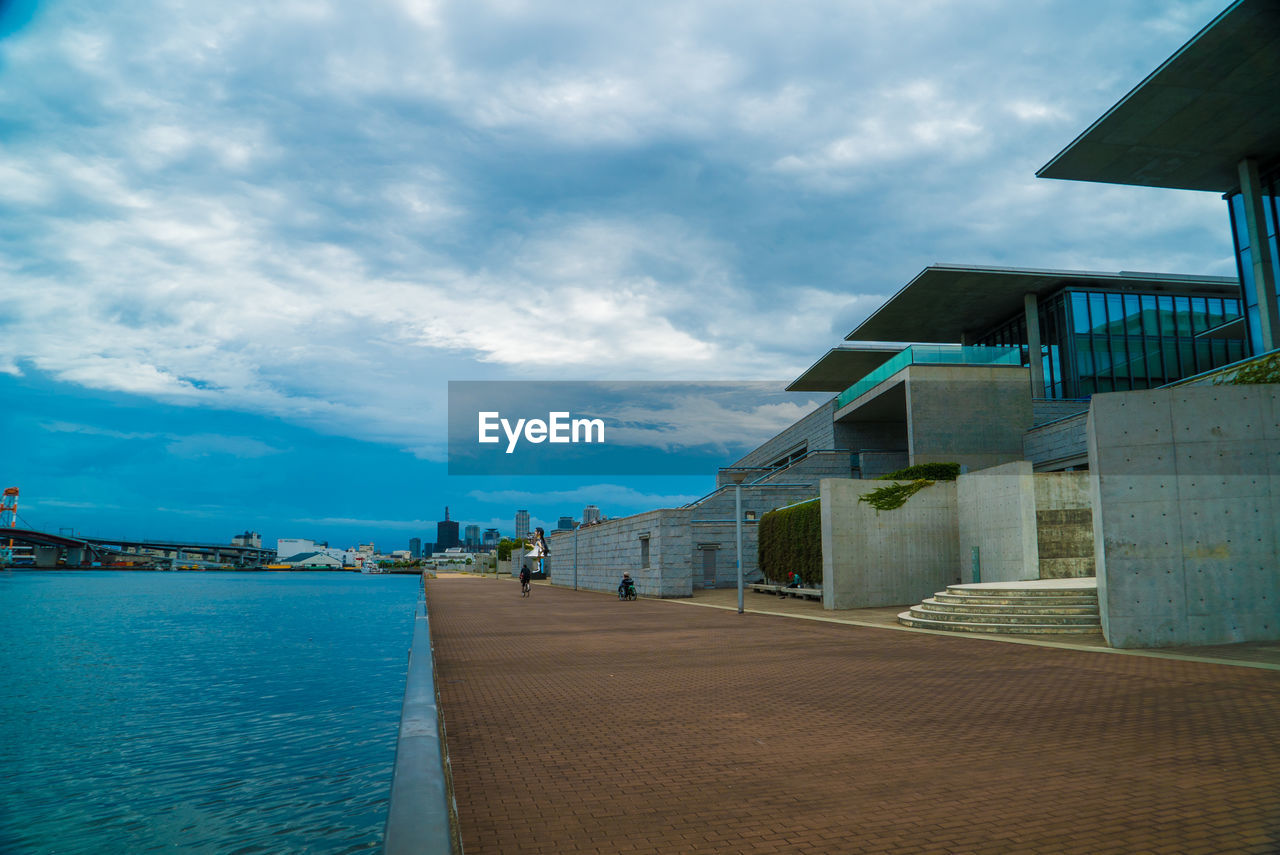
[556,516,575,531]
[483,528,500,550]
[582,505,601,525]
[437,507,460,551]
[515,509,530,541]
[409,537,422,559]
[464,524,480,550]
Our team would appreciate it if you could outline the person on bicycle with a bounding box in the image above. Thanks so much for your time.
[618,572,636,599]
[519,564,532,597]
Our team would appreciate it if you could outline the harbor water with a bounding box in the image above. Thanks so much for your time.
[0,570,421,854]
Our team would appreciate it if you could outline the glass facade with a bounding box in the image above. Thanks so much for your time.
[976,288,1245,399]
[1228,179,1280,356]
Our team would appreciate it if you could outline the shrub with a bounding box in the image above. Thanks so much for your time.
[757,498,821,586]
[878,462,961,482]
[496,538,528,561]
[859,461,961,512]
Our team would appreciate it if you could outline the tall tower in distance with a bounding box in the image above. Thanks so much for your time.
[514,509,530,541]
[582,504,601,525]
[437,506,460,551]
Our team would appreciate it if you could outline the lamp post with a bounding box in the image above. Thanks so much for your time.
[725,470,749,614]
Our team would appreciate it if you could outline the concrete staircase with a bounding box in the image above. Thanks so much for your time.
[898,579,1101,635]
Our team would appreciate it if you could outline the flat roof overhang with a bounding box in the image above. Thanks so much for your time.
[786,344,906,392]
[1037,0,1280,192]
[845,264,1239,343]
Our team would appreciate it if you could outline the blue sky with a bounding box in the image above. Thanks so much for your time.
[1,0,1236,551]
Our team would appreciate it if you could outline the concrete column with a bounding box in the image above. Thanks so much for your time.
[1024,293,1046,398]
[66,547,85,567]
[1238,158,1280,352]
[34,546,58,568]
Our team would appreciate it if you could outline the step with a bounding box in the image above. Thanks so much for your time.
[931,592,1098,607]
[907,605,1099,627]
[898,611,1103,635]
[943,583,1096,598]
[919,598,1099,617]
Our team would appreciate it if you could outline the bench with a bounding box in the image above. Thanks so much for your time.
[750,583,822,601]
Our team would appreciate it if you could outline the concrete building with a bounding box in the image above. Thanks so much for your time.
[464,524,480,550]
[514,509,530,541]
[582,504,602,525]
[482,528,500,551]
[231,531,262,548]
[556,516,576,531]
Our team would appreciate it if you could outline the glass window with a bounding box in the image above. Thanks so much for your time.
[1158,295,1176,337]
[1140,294,1158,336]
[1231,193,1250,251]
[1124,294,1143,335]
[1071,292,1090,334]
[1107,294,1125,336]
[1089,293,1108,335]
[1191,297,1209,335]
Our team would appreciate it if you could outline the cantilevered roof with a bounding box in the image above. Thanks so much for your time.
[786,343,905,392]
[1037,0,1280,192]
[845,264,1238,343]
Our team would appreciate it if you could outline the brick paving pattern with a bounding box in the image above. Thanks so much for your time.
[427,576,1280,854]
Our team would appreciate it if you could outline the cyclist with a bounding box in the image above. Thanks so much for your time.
[519,563,531,597]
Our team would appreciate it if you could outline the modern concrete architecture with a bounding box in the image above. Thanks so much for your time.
[1038,0,1280,358]
[514,509,530,541]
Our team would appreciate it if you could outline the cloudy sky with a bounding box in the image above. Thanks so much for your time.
[1,0,1236,550]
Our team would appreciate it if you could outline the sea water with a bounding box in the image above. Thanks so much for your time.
[0,570,420,854]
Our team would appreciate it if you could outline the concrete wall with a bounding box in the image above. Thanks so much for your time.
[1087,385,1280,648]
[821,477,960,610]
[902,364,1033,472]
[956,461,1037,584]
[1024,411,1089,471]
[1034,472,1094,579]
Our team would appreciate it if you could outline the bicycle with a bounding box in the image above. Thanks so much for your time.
[521,579,531,597]
[618,584,637,601]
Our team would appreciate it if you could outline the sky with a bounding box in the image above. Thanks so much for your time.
[0,0,1238,552]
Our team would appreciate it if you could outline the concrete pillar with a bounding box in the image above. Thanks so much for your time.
[1238,157,1280,352]
[66,547,85,567]
[1024,293,1046,398]
[34,546,58,568]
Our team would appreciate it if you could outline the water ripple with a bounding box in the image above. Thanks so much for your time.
[0,571,419,855]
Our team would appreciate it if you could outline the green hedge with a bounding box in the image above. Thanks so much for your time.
[757,498,821,586]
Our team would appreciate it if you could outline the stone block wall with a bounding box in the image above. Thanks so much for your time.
[1033,472,1094,579]
[1024,411,1089,470]
[820,477,960,609]
[1087,385,1280,648]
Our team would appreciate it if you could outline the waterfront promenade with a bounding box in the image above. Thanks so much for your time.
[426,575,1280,854]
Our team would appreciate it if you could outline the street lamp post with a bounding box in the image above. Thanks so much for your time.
[726,470,749,614]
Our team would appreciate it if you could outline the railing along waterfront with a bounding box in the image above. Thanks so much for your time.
[384,581,458,855]
[834,344,1023,409]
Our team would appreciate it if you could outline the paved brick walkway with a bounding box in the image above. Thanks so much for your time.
[427,576,1280,854]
